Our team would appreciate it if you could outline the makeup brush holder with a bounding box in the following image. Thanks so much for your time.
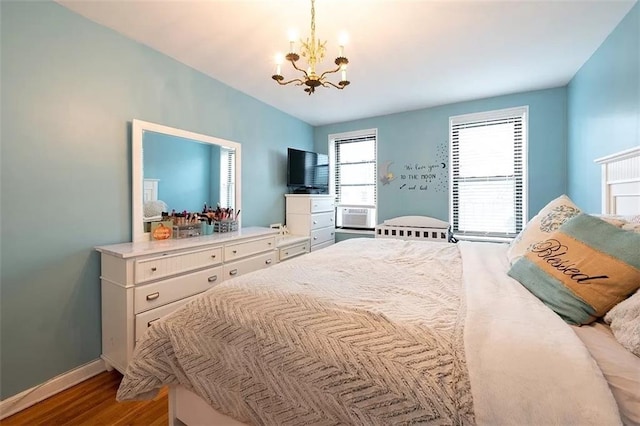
[213,220,238,233]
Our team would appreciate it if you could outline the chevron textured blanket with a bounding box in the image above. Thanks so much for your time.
[117,239,622,425]
[118,239,473,424]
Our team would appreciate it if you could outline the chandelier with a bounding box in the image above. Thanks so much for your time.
[272,0,349,95]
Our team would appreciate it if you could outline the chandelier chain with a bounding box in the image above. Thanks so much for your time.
[311,0,315,43]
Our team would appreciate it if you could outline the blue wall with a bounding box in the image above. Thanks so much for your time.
[315,88,568,223]
[0,1,312,399]
[567,3,640,213]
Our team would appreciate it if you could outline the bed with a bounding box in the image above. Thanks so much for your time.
[117,148,640,425]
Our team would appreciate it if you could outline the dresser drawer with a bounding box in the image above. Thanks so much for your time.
[224,236,275,262]
[135,247,222,284]
[279,241,309,261]
[311,227,335,247]
[135,296,196,343]
[311,211,335,230]
[310,198,335,213]
[224,251,276,279]
[134,266,222,314]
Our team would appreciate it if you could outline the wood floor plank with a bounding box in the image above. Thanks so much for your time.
[1,370,167,426]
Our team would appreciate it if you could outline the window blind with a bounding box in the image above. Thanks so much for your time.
[330,131,377,207]
[450,107,527,240]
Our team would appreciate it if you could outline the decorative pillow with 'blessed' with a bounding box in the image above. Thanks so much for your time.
[508,214,640,325]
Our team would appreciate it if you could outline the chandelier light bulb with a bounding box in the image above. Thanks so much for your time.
[338,32,349,56]
[274,53,284,76]
[288,29,298,53]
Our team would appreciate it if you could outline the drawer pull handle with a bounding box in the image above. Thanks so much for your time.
[147,318,160,327]
[265,259,272,265]
[146,292,160,301]
[285,252,289,255]
[151,267,157,272]
[313,236,318,240]
[330,218,334,222]
[313,221,318,224]
[331,232,335,236]
[208,275,218,283]
[211,254,216,259]
[229,269,238,276]
[232,250,237,254]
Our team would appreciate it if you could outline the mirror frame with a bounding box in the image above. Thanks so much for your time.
[132,119,242,242]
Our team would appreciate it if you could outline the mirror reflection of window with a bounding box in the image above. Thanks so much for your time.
[220,148,235,209]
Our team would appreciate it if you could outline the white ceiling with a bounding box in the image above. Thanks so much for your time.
[57,0,636,126]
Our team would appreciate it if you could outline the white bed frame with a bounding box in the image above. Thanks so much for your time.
[594,146,640,215]
[374,215,451,242]
[167,148,640,426]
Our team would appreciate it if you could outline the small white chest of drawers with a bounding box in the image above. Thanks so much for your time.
[95,227,278,373]
[285,194,336,251]
[276,235,311,261]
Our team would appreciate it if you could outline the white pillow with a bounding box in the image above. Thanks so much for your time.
[143,200,168,218]
[507,194,581,264]
[605,290,640,357]
[595,214,640,234]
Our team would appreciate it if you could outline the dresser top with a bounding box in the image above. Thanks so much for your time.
[95,226,278,259]
[284,194,334,198]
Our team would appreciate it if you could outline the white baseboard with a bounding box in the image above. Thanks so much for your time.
[0,359,106,420]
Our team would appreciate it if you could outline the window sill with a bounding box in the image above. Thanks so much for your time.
[335,228,375,235]
[454,234,513,243]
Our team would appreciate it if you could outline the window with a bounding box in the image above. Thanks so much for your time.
[329,129,377,209]
[449,107,528,241]
[219,147,235,209]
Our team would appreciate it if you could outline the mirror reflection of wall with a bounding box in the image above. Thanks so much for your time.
[143,131,236,215]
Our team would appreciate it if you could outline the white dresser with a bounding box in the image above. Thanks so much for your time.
[95,227,278,373]
[285,194,336,251]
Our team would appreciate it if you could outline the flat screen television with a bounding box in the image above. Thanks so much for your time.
[287,148,329,194]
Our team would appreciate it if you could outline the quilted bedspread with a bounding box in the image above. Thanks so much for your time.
[117,238,622,425]
[117,239,474,424]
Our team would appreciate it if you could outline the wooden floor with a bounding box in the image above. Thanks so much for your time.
[1,370,167,426]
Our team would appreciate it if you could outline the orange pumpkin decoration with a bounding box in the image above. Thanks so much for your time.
[152,223,172,240]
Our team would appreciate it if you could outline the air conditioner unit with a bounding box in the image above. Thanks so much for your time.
[337,207,376,229]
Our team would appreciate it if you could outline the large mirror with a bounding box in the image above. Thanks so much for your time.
[132,119,242,242]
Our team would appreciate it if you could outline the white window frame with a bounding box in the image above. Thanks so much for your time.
[328,129,378,210]
[449,106,528,242]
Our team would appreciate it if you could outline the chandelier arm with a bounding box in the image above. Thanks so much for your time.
[318,65,341,81]
[321,80,347,90]
[275,78,306,86]
[288,60,309,78]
